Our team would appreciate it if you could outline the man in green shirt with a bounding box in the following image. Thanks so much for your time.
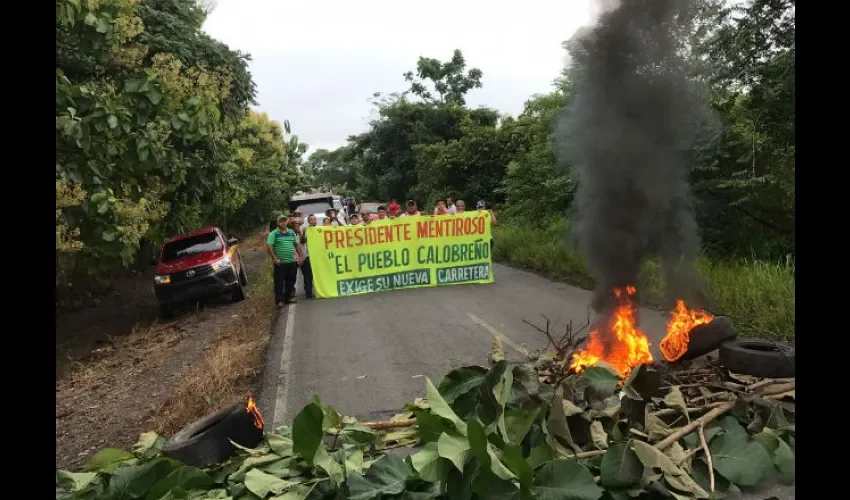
[266,214,304,307]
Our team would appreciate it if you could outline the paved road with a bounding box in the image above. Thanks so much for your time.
[259,263,673,424]
[258,263,793,500]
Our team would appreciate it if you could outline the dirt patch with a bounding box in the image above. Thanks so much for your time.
[56,231,275,470]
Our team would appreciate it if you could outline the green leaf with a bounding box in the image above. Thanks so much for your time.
[272,483,318,500]
[472,471,522,500]
[341,423,378,445]
[546,386,579,455]
[229,453,284,482]
[600,442,643,489]
[773,438,795,484]
[437,432,471,472]
[501,443,533,489]
[345,448,365,475]
[292,402,324,462]
[631,441,708,499]
[531,460,603,500]
[145,466,213,500]
[267,434,294,456]
[476,361,511,426]
[662,387,689,421]
[438,365,488,404]
[107,115,118,129]
[244,468,296,497]
[346,454,414,500]
[561,400,585,417]
[84,448,134,472]
[414,410,449,443]
[581,367,621,395]
[503,407,540,444]
[104,458,180,500]
[56,470,98,492]
[527,443,554,469]
[447,461,479,500]
[84,12,97,25]
[147,88,163,105]
[708,431,775,487]
[260,457,294,478]
[425,377,466,433]
[410,442,452,482]
[467,418,515,480]
[313,446,344,484]
[589,421,608,450]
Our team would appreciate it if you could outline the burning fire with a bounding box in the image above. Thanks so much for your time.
[569,286,653,378]
[246,393,264,430]
[659,299,714,362]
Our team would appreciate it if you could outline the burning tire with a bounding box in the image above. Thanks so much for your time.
[678,316,738,361]
[719,338,795,379]
[162,398,264,467]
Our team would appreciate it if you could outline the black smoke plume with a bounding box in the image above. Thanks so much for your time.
[555,0,715,314]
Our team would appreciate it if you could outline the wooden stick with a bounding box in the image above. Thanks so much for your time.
[653,401,736,451]
[360,418,417,430]
[698,424,715,492]
[757,381,795,397]
[747,377,795,392]
[650,401,727,418]
[689,391,735,404]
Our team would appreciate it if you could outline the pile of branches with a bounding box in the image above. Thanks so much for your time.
[57,325,795,500]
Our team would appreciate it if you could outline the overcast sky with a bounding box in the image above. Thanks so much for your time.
[202,0,597,154]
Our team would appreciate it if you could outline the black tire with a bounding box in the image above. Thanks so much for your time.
[239,265,248,286]
[719,338,795,378]
[161,402,264,467]
[679,316,738,360]
[160,303,175,319]
[231,279,246,302]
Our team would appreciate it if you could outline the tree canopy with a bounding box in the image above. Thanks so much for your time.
[304,0,794,260]
[56,0,306,296]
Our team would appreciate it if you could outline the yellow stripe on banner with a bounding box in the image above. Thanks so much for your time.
[305,212,494,299]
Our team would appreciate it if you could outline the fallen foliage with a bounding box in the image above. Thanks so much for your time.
[57,338,795,500]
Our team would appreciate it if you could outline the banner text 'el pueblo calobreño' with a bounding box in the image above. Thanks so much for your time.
[305,212,494,298]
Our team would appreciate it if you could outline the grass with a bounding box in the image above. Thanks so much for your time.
[150,234,276,435]
[492,222,795,342]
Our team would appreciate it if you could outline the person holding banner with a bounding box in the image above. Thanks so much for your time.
[299,215,317,299]
[266,214,304,307]
[399,200,421,217]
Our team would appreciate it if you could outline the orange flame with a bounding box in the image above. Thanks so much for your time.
[246,393,264,430]
[659,300,714,362]
[569,286,653,378]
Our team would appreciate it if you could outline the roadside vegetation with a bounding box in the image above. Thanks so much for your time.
[56,232,274,470]
[56,0,308,308]
[493,223,795,341]
[58,342,795,500]
[303,0,795,340]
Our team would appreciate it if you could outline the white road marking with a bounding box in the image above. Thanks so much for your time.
[466,313,531,358]
[273,303,297,428]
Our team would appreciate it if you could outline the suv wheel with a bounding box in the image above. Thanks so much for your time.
[160,303,175,319]
[239,265,248,286]
[231,279,246,302]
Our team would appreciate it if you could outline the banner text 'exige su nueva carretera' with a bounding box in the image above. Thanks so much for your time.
[305,212,494,298]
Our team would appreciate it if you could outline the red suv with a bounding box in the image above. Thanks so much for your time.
[154,227,247,318]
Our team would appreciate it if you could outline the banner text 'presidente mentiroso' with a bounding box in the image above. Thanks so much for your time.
[306,212,493,298]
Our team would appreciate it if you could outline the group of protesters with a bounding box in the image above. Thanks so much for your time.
[264,197,497,307]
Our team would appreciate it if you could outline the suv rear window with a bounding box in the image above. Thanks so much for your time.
[161,232,222,263]
[295,202,333,216]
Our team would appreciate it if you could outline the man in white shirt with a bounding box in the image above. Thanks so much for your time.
[446,197,457,215]
[299,215,317,299]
